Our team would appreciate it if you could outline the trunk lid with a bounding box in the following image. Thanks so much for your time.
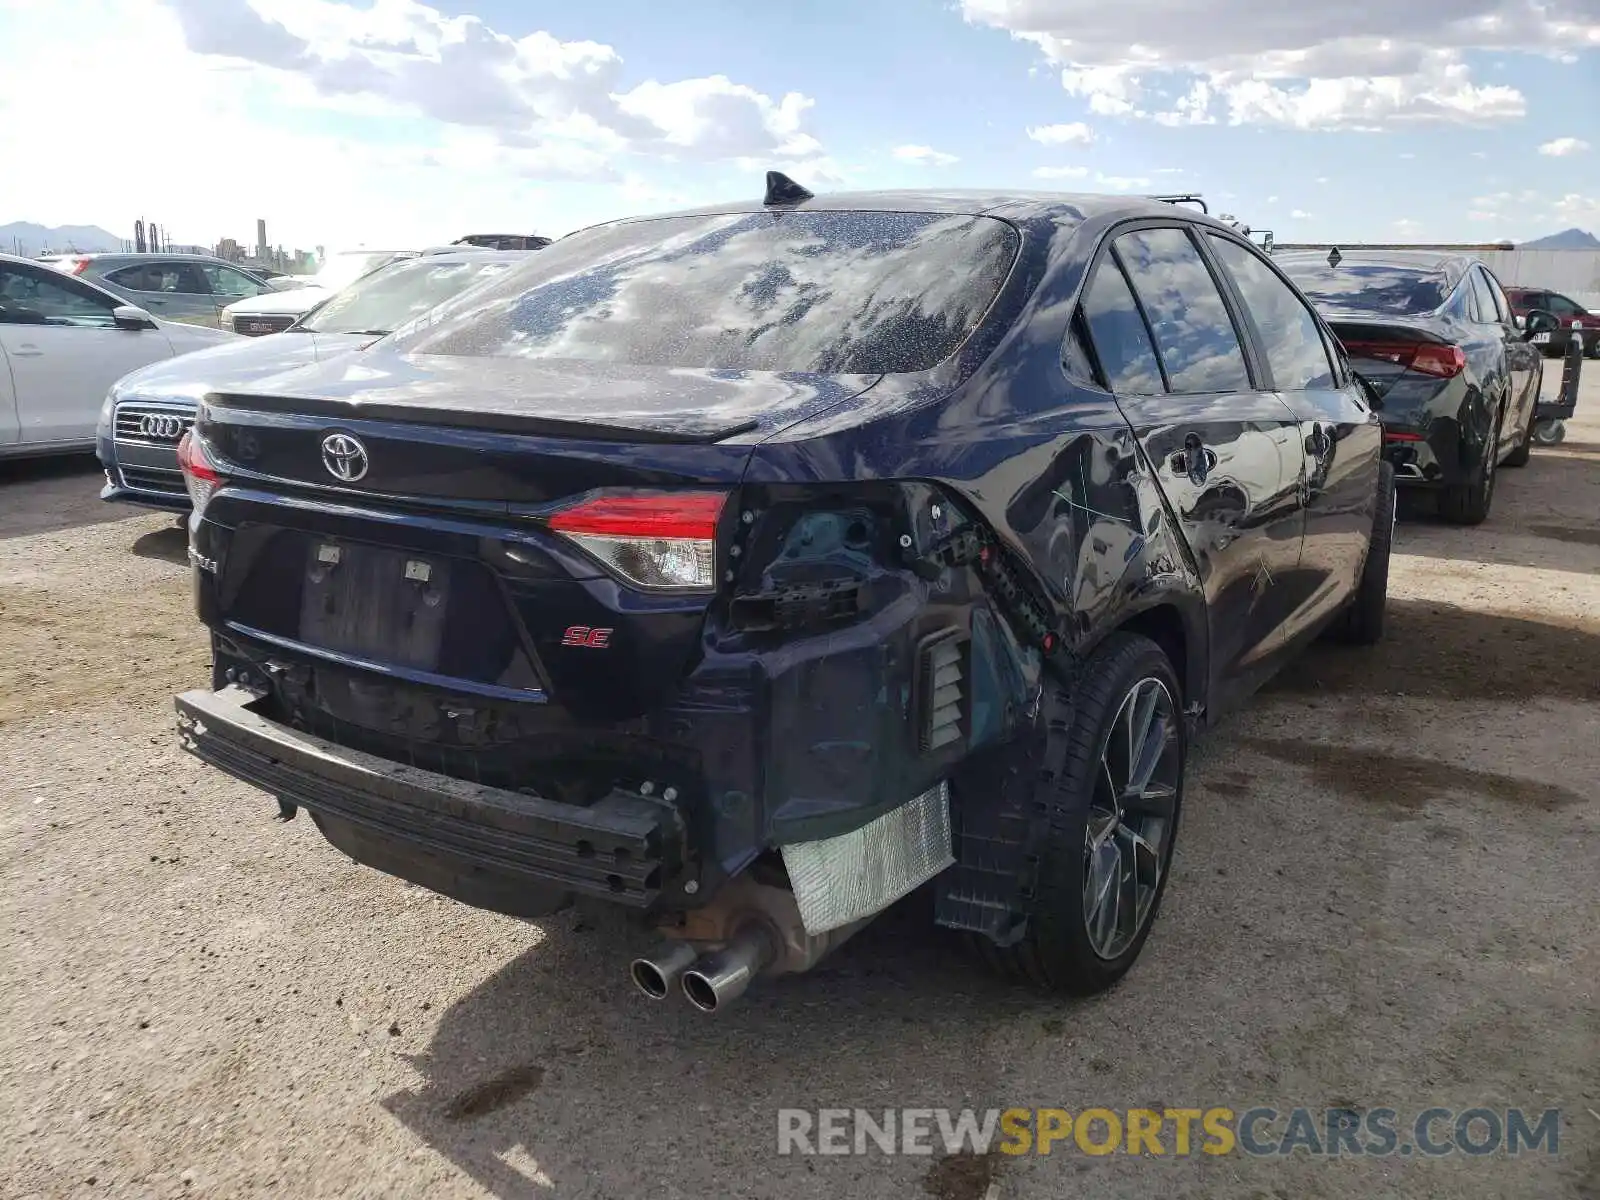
[1324,310,1454,402]
[201,349,880,505]
[193,350,883,728]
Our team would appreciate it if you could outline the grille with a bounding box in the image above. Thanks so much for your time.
[120,466,187,496]
[917,629,969,754]
[114,404,193,445]
[233,313,296,336]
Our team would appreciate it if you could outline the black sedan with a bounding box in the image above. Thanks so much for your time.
[1276,250,1546,525]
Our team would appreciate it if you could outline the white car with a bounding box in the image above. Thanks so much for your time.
[221,248,419,336]
[0,252,236,459]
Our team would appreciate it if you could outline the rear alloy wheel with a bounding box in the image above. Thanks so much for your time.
[1334,461,1395,645]
[981,633,1184,995]
[1439,404,1502,526]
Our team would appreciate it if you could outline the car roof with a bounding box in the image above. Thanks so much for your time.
[401,249,533,264]
[601,187,1232,234]
[1275,248,1476,274]
[53,251,242,264]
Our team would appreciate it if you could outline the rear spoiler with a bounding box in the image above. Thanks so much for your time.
[201,391,759,445]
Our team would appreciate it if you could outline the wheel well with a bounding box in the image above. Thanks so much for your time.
[1117,605,1189,699]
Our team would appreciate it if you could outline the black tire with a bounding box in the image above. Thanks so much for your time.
[1438,404,1502,525]
[1503,396,1536,468]
[978,633,1185,995]
[1333,461,1394,645]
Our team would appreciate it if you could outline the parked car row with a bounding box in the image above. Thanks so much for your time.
[4,179,1576,1011]
[99,251,526,507]
[1,253,235,457]
[42,252,299,327]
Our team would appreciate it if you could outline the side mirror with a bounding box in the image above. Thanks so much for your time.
[1523,309,1559,340]
[112,304,157,331]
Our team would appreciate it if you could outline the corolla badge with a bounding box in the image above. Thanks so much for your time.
[320,432,369,482]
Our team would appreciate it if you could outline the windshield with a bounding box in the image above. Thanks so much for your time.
[389,211,1018,373]
[1277,258,1450,316]
[298,257,518,335]
[308,251,409,293]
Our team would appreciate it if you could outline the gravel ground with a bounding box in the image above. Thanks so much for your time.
[3,373,1597,1200]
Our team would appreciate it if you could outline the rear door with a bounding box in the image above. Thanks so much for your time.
[103,261,218,326]
[1084,224,1306,713]
[0,261,174,443]
[1203,233,1379,641]
[1479,267,1540,443]
[1461,267,1519,452]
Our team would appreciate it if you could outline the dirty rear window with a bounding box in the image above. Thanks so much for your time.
[1276,258,1450,316]
[389,211,1018,373]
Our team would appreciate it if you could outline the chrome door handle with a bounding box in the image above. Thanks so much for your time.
[1170,433,1216,482]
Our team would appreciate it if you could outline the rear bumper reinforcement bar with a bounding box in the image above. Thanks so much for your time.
[175,685,676,908]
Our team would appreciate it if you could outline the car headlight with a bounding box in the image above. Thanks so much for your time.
[98,389,116,433]
[220,309,236,330]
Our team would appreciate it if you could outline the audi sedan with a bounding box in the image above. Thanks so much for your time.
[98,251,526,509]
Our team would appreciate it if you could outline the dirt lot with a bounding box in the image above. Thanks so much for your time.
[3,374,1597,1200]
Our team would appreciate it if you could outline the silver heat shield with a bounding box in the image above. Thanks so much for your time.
[780,782,953,935]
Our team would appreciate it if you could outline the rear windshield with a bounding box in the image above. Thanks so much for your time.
[389,211,1018,373]
[299,257,518,335]
[1276,259,1450,316]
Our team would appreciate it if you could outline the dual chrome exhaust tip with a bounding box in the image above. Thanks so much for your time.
[629,929,774,1013]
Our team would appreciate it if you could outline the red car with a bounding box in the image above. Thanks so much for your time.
[1503,287,1600,358]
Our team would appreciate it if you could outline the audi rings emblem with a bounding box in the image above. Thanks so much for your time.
[138,413,186,441]
[321,432,370,483]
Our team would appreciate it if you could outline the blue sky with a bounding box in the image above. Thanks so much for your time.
[1,0,1595,251]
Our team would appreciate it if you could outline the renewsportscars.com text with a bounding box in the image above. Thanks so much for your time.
[776,1107,1562,1159]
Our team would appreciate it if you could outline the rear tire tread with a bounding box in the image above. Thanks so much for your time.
[974,633,1183,996]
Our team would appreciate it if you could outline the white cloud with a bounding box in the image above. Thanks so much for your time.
[1094,172,1153,191]
[156,0,824,167]
[1539,136,1591,156]
[1032,165,1091,179]
[1394,217,1423,234]
[1291,209,1313,219]
[1552,193,1600,225]
[0,0,813,249]
[964,0,1598,130]
[892,144,960,166]
[1027,121,1095,145]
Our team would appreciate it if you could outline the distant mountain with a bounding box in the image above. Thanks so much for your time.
[0,221,123,257]
[1520,228,1600,250]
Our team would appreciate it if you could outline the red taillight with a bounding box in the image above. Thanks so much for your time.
[68,257,90,275]
[1410,344,1466,378]
[1382,430,1425,442]
[176,429,223,516]
[1342,340,1464,380]
[548,491,726,592]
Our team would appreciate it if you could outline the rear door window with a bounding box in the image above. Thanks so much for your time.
[1482,271,1514,323]
[1468,269,1500,323]
[1207,235,1334,391]
[1115,227,1252,393]
[1080,257,1165,394]
[107,262,211,295]
[391,211,1019,373]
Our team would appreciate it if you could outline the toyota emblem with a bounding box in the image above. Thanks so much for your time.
[321,432,370,482]
[138,413,186,441]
